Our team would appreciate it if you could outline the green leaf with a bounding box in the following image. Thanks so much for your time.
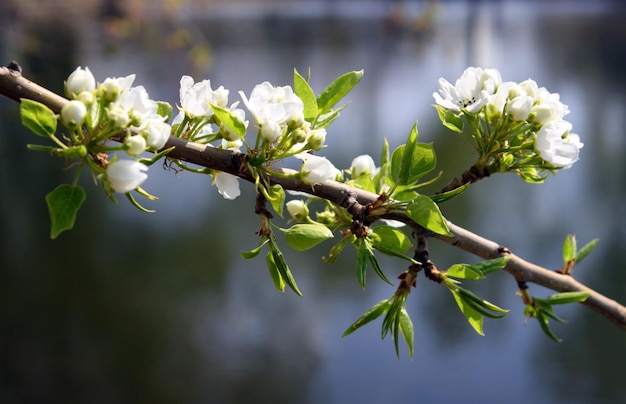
[356,241,369,289]
[472,256,510,276]
[241,238,269,259]
[457,287,509,318]
[317,70,363,114]
[267,184,285,217]
[342,298,392,337]
[367,246,393,285]
[434,104,464,133]
[323,234,353,264]
[284,223,334,251]
[268,238,302,296]
[451,291,484,335]
[392,122,419,185]
[429,182,470,204]
[45,184,86,239]
[406,195,452,236]
[210,103,247,137]
[406,143,436,183]
[563,234,577,263]
[545,291,591,305]
[398,308,414,359]
[20,98,57,137]
[536,311,562,343]
[294,69,318,121]
[313,107,343,129]
[446,264,485,280]
[575,238,599,264]
[266,248,286,292]
[371,225,413,256]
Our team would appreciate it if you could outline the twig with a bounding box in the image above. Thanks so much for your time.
[2,63,625,330]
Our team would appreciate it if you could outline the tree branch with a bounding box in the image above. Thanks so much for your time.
[2,62,624,331]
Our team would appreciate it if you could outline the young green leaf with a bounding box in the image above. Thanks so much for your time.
[317,70,363,114]
[451,290,484,335]
[371,225,413,257]
[434,104,463,133]
[156,101,173,121]
[398,308,415,359]
[266,249,286,292]
[472,256,510,276]
[241,238,270,259]
[405,195,452,237]
[268,238,302,296]
[45,184,86,239]
[314,108,341,129]
[406,142,436,184]
[545,291,591,305]
[210,103,247,137]
[429,182,470,204]
[284,223,334,251]
[267,184,285,218]
[20,98,57,138]
[356,241,369,289]
[342,298,392,337]
[574,238,599,264]
[457,287,509,318]
[563,234,577,263]
[293,69,318,121]
[367,245,393,285]
[446,264,485,280]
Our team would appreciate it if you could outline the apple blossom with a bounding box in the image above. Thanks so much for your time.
[105,159,148,193]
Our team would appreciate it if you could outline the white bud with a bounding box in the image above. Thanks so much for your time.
[66,67,96,96]
[61,100,87,128]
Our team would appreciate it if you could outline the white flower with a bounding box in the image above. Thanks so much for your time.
[535,120,583,168]
[506,95,534,121]
[261,119,282,142]
[213,171,240,200]
[307,128,327,151]
[143,118,171,150]
[179,75,228,118]
[295,153,340,185]
[115,85,158,125]
[350,154,378,177]
[240,81,304,125]
[433,67,501,113]
[61,100,87,128]
[286,200,309,222]
[124,135,147,156]
[66,67,96,96]
[106,159,148,193]
[98,74,136,102]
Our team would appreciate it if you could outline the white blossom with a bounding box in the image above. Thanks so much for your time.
[98,74,136,102]
[143,117,171,150]
[535,120,583,168]
[213,171,241,200]
[66,67,96,96]
[350,154,378,177]
[433,67,501,113]
[105,159,148,193]
[240,81,304,125]
[295,153,340,185]
[124,135,147,156]
[60,100,87,128]
[286,200,309,222]
[178,75,228,118]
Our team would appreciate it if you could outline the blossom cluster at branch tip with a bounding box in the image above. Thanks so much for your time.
[433,67,583,172]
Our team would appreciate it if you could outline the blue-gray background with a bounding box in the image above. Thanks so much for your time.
[1,0,625,403]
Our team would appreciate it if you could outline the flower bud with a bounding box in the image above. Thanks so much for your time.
[105,159,148,193]
[61,100,87,129]
[144,120,171,150]
[124,135,147,156]
[286,200,309,222]
[506,95,533,121]
[261,119,282,142]
[307,128,327,151]
[350,154,377,177]
[98,78,121,102]
[66,67,96,96]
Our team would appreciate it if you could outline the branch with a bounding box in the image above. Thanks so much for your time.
[2,62,625,330]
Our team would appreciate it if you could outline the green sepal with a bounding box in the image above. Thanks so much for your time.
[342,298,392,337]
[434,104,463,133]
[156,101,173,121]
[20,98,57,138]
[293,69,318,121]
[406,195,452,237]
[317,69,363,114]
[210,103,247,137]
[284,223,334,251]
[45,184,86,239]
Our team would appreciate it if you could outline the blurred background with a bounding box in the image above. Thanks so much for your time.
[1,0,625,403]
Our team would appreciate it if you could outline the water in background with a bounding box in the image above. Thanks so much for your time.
[1,1,625,403]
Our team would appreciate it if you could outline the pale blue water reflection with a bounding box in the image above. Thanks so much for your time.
[1,1,625,403]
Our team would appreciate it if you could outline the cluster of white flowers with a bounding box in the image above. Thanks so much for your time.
[63,67,172,194]
[433,67,583,169]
